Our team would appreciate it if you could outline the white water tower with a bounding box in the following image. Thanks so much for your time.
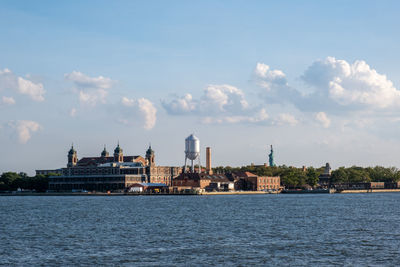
[184,134,201,173]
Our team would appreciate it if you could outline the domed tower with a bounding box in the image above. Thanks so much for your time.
[67,144,78,167]
[101,145,109,158]
[146,144,155,166]
[114,142,123,163]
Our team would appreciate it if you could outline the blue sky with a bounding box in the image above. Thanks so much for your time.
[1,1,400,174]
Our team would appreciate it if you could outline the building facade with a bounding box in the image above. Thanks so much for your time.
[318,163,332,188]
[41,144,181,191]
[232,172,281,191]
[172,173,234,192]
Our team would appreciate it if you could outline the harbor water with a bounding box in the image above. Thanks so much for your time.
[1,193,400,266]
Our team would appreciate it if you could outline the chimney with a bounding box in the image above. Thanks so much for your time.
[206,147,213,175]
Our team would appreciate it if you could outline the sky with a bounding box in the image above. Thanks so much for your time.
[1,0,400,175]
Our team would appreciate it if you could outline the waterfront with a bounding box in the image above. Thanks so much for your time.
[1,194,400,266]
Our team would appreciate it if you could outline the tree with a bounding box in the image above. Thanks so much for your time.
[281,168,306,189]
[0,172,21,190]
[331,167,349,184]
[306,167,320,187]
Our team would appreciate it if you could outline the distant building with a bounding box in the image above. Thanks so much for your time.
[172,173,234,192]
[334,182,385,190]
[384,181,400,189]
[232,171,281,191]
[318,163,332,188]
[127,183,168,193]
[39,144,181,192]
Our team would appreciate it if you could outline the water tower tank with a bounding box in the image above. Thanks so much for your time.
[185,134,200,160]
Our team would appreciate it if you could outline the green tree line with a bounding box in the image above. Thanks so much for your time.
[331,166,400,184]
[213,165,400,189]
[0,172,57,192]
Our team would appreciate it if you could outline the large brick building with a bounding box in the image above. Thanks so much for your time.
[172,171,280,192]
[172,173,234,191]
[232,172,281,191]
[41,144,181,192]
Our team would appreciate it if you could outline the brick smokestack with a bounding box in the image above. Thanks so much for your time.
[206,147,213,175]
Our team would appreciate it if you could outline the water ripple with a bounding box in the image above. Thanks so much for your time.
[1,194,400,266]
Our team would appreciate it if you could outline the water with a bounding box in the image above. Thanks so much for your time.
[1,194,400,266]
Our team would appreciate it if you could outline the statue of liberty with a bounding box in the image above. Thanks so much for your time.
[268,145,276,167]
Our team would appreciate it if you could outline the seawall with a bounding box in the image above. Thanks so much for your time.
[338,189,400,193]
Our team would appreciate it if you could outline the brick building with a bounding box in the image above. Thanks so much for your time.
[232,172,280,191]
[40,144,181,192]
[172,173,234,191]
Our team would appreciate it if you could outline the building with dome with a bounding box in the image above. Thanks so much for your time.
[40,143,182,192]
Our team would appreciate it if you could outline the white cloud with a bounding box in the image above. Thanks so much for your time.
[162,84,249,116]
[137,98,157,130]
[0,68,15,90]
[202,84,248,112]
[64,71,114,89]
[65,71,114,106]
[17,77,45,102]
[2,96,15,105]
[160,94,197,115]
[120,97,157,130]
[8,120,41,144]
[315,112,331,128]
[121,96,135,107]
[252,63,303,107]
[0,68,45,101]
[162,84,271,125]
[252,57,400,123]
[78,88,108,106]
[253,63,288,90]
[302,57,400,109]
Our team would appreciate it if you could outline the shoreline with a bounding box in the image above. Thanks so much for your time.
[0,191,273,196]
[2,189,400,196]
[338,189,400,193]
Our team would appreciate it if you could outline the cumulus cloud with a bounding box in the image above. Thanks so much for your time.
[253,57,400,118]
[17,77,45,101]
[302,57,400,109]
[160,94,196,115]
[137,98,157,130]
[2,96,15,105]
[64,71,114,89]
[121,97,157,130]
[315,112,331,128]
[253,63,288,90]
[162,84,249,115]
[8,120,41,144]
[78,89,108,106]
[65,71,114,106]
[253,63,303,106]
[0,68,45,101]
[202,84,248,112]
[162,84,269,125]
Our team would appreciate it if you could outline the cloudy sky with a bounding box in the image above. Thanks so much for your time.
[1,1,400,174]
